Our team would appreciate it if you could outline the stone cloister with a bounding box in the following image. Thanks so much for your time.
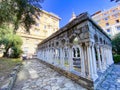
[37,12,114,89]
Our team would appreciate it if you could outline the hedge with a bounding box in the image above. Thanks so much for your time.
[113,55,120,63]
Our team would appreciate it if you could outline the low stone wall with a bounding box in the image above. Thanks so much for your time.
[0,64,22,90]
[37,59,94,90]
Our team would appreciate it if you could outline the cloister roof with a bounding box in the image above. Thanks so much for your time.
[38,12,111,47]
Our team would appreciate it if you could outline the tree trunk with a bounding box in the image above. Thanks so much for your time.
[3,47,10,57]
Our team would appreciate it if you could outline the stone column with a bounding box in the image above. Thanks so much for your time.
[46,50,47,61]
[61,48,64,68]
[91,43,98,80]
[96,45,102,72]
[59,47,63,67]
[108,48,111,65]
[52,49,54,64]
[106,47,110,67]
[109,47,114,65]
[68,47,73,71]
[86,42,94,80]
[80,44,85,77]
[83,46,88,77]
[100,46,106,71]
[85,42,99,81]
[49,48,51,63]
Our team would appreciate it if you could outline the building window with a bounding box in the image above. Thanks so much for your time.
[37,16,40,20]
[106,29,111,32]
[116,26,120,30]
[106,23,109,26]
[113,13,119,18]
[35,23,39,26]
[104,17,109,21]
[112,9,116,12]
[44,25,46,29]
[116,20,119,23]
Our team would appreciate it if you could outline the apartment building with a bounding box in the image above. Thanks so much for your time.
[92,4,120,37]
[17,10,61,58]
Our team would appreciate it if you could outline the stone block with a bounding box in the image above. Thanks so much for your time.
[0,77,14,90]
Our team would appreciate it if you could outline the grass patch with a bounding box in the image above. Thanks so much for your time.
[0,58,22,78]
[113,55,120,63]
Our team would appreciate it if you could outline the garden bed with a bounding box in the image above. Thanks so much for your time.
[0,58,22,86]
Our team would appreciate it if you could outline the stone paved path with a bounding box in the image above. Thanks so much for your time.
[97,64,120,90]
[13,59,86,90]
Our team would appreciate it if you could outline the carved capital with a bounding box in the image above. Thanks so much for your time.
[85,42,94,47]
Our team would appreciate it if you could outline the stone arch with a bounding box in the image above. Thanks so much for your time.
[69,34,80,44]
[63,46,69,67]
[72,45,81,58]
[72,45,81,72]
[94,34,99,43]
[61,38,66,45]
[103,40,106,44]
[99,37,103,44]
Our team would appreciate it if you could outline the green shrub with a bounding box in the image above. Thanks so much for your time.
[11,46,23,58]
[113,55,120,63]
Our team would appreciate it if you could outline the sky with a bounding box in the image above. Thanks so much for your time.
[40,0,118,27]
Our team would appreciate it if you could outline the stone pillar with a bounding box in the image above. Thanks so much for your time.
[109,47,114,65]
[83,46,88,77]
[52,49,54,64]
[61,48,64,68]
[59,48,62,65]
[104,47,107,70]
[80,44,85,77]
[106,47,109,67]
[107,48,110,65]
[91,43,98,80]
[96,45,102,72]
[85,42,98,81]
[68,47,73,71]
[86,42,94,80]
[100,46,107,71]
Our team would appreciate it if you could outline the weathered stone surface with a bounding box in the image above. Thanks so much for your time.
[96,64,120,90]
[13,59,86,90]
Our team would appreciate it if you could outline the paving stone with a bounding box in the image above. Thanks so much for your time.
[43,86,51,90]
[51,86,59,90]
[109,87,116,90]
[12,60,120,90]
[117,87,120,90]
[97,64,120,90]
[64,82,74,88]
[13,59,86,90]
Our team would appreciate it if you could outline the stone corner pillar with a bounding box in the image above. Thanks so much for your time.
[85,42,98,81]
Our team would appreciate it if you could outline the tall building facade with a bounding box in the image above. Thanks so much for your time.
[92,4,120,37]
[17,10,61,58]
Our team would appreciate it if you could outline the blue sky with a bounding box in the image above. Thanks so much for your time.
[41,0,118,27]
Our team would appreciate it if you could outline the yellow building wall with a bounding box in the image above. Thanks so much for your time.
[16,10,60,57]
[92,4,120,36]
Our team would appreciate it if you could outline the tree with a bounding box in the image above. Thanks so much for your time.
[112,33,120,55]
[0,24,23,58]
[0,0,44,32]
[2,34,23,58]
